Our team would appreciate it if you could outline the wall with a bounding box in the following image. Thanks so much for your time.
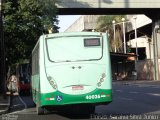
[112,60,154,81]
[65,16,84,32]
[127,37,153,59]
[65,15,100,32]
[112,61,136,80]
[136,60,154,80]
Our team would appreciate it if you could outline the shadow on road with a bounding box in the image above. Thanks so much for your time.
[57,113,91,119]
[5,81,160,119]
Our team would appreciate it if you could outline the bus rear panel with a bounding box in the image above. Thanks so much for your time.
[31,32,112,114]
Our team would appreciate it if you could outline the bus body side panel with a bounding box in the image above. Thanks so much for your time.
[38,35,57,107]
[103,33,112,90]
[31,40,40,105]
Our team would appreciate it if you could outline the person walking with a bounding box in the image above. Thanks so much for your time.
[6,75,19,112]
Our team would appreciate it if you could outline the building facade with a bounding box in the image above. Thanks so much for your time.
[65,15,155,80]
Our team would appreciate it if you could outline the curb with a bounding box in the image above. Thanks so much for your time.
[0,105,9,115]
[112,80,160,85]
[0,109,8,115]
[0,96,10,115]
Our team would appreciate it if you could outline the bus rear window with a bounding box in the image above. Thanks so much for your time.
[84,38,100,47]
[46,36,103,62]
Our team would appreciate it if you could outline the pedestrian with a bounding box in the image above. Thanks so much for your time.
[7,74,19,112]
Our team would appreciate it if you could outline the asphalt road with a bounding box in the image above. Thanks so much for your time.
[1,81,160,120]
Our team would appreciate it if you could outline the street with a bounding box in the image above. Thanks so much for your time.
[1,80,160,120]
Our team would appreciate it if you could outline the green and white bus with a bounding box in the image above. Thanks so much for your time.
[31,32,112,115]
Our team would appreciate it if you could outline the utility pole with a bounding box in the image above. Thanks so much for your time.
[122,18,126,54]
[153,24,159,80]
[0,0,6,96]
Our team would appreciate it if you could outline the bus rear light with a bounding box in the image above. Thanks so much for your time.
[47,76,52,81]
[106,94,110,97]
[50,81,54,85]
[53,85,57,89]
[45,97,55,101]
[97,82,101,87]
[101,92,104,95]
[47,76,57,90]
[49,80,57,89]
[101,73,106,78]
[100,78,104,82]
[97,73,106,87]
[46,98,50,101]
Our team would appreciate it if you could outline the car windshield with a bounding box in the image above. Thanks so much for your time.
[46,36,103,62]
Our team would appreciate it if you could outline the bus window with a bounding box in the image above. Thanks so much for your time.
[46,36,103,62]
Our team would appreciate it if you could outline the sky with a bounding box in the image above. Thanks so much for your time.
[58,15,81,32]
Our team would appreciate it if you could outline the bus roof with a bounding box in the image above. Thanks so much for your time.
[41,32,105,38]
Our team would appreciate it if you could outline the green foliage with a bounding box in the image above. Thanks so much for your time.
[96,15,126,52]
[3,0,59,66]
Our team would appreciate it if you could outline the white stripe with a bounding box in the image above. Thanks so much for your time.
[18,96,27,109]
[50,98,54,100]
[7,109,27,114]
[0,104,9,106]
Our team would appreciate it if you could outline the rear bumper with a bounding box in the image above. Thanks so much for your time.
[38,89,112,107]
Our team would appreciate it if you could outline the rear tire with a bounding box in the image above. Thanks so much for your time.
[37,105,44,115]
[89,105,95,114]
[83,105,95,114]
[76,105,95,115]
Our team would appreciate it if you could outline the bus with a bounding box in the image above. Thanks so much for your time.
[31,32,112,115]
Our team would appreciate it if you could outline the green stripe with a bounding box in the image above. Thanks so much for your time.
[36,89,112,107]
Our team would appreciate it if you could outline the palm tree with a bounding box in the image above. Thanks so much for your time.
[96,15,131,53]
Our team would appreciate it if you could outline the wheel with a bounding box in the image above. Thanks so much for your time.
[36,105,44,115]
[79,105,95,115]
[88,105,95,114]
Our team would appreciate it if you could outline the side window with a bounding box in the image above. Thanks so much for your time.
[32,43,39,75]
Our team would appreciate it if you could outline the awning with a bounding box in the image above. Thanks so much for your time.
[110,52,137,63]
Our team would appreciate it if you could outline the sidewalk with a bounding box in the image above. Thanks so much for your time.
[113,79,160,85]
[0,94,9,115]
